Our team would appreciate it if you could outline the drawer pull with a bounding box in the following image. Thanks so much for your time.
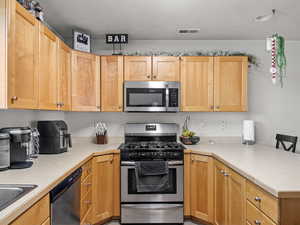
[254,196,262,202]
[254,220,261,225]
[220,170,225,174]
[84,200,92,205]
[84,183,92,186]
[224,173,230,177]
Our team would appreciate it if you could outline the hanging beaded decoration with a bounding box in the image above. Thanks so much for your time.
[270,37,277,84]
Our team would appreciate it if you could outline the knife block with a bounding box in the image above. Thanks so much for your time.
[96,134,108,144]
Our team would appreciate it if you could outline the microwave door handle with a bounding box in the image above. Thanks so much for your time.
[166,85,169,112]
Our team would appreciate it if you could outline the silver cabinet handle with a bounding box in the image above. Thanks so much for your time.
[84,200,92,204]
[220,170,225,174]
[254,196,262,202]
[122,204,182,210]
[254,220,261,225]
[84,183,92,186]
[224,173,229,177]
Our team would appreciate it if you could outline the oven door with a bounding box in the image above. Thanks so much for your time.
[121,161,183,203]
[124,81,168,112]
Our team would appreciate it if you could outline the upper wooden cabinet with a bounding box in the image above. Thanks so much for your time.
[124,56,152,81]
[57,40,72,111]
[6,1,39,109]
[38,24,58,110]
[214,160,246,225]
[152,56,180,81]
[101,56,124,112]
[190,154,214,223]
[214,56,248,112]
[181,56,214,111]
[71,50,100,111]
[124,56,180,81]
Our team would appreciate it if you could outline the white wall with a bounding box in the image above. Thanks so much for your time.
[1,39,299,149]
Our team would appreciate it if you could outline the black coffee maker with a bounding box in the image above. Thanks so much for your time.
[37,121,72,154]
[0,127,33,169]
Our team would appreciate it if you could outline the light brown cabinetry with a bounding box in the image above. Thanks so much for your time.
[180,56,214,111]
[190,154,214,223]
[71,50,100,111]
[101,56,124,112]
[80,160,93,224]
[9,194,50,225]
[124,56,180,81]
[57,40,72,111]
[214,160,246,225]
[92,153,120,224]
[152,56,180,81]
[38,24,58,110]
[124,56,152,81]
[7,1,39,109]
[214,56,248,112]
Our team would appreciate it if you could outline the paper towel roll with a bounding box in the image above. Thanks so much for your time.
[242,120,255,145]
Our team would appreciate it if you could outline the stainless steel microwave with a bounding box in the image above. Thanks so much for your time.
[124,81,180,112]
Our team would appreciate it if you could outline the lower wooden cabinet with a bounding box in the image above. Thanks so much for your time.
[9,194,50,225]
[190,154,214,223]
[214,160,246,225]
[92,153,120,224]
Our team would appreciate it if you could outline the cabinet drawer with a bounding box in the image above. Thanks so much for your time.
[81,190,92,219]
[81,174,92,199]
[82,160,92,179]
[10,194,49,225]
[246,181,278,222]
[246,201,277,225]
[80,207,92,225]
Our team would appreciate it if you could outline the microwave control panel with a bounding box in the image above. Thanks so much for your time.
[169,89,178,107]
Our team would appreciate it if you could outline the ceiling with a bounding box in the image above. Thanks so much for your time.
[39,0,300,40]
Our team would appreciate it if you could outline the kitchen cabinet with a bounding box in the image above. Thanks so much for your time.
[38,23,58,110]
[101,56,124,112]
[57,40,72,111]
[71,50,100,111]
[9,194,50,225]
[214,159,246,225]
[152,56,180,81]
[80,160,93,224]
[124,56,152,81]
[124,56,180,81]
[6,1,39,109]
[214,56,248,112]
[190,154,214,223]
[184,152,191,216]
[92,153,120,224]
[180,56,214,111]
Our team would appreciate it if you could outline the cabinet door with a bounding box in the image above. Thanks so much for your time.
[38,24,58,110]
[124,56,152,81]
[71,51,100,111]
[101,56,124,112]
[58,40,71,111]
[181,56,214,111]
[214,56,248,112]
[92,154,114,224]
[214,160,227,225]
[190,154,214,223]
[8,2,39,109]
[227,168,246,225]
[152,56,180,81]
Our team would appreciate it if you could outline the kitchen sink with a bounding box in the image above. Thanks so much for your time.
[0,184,37,212]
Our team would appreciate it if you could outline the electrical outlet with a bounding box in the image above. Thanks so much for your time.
[221,120,227,130]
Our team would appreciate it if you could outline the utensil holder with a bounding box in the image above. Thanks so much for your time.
[96,134,108,144]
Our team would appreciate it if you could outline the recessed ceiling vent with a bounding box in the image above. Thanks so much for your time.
[178,28,200,34]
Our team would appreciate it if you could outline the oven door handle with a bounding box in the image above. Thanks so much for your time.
[121,161,183,166]
[122,204,183,210]
[165,84,169,111]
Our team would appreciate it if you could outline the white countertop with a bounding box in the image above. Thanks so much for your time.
[1,137,300,225]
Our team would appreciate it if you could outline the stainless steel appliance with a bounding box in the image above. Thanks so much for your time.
[119,123,185,224]
[124,81,180,112]
[0,133,10,171]
[50,167,82,225]
[37,120,72,154]
[0,127,33,169]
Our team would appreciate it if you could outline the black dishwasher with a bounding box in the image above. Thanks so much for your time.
[50,167,82,225]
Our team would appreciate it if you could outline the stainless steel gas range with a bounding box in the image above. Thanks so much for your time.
[119,123,185,225]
